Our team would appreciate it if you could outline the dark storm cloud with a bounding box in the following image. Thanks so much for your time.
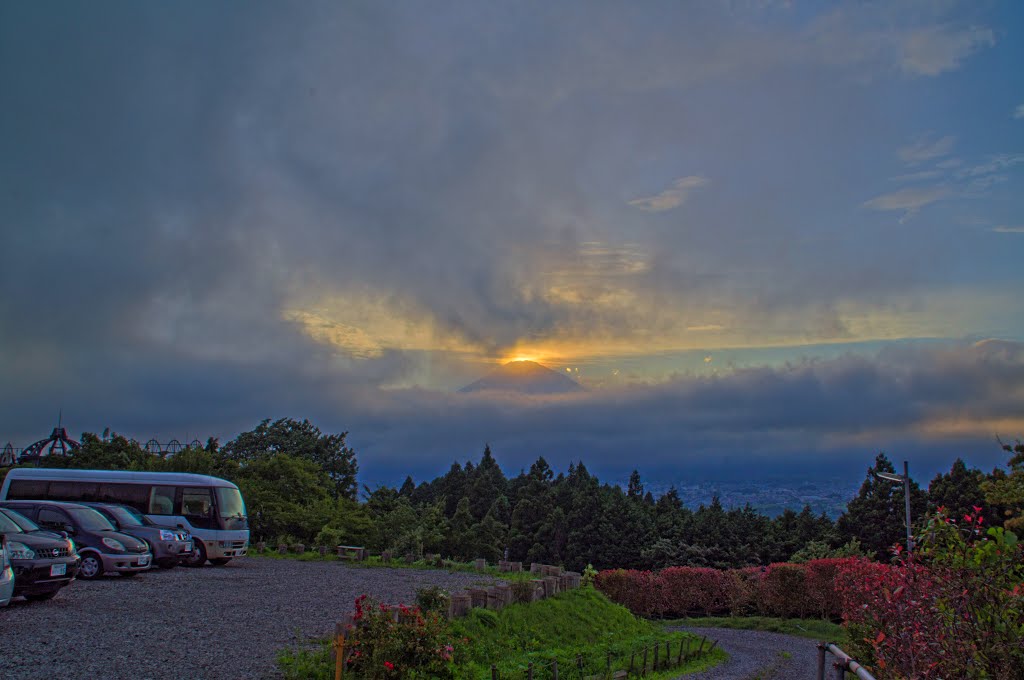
[341,339,1023,482]
[2,2,1021,482]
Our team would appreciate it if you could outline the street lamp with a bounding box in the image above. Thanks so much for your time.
[876,460,913,554]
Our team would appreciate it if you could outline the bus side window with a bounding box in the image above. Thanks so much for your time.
[99,484,150,512]
[150,486,176,515]
[181,488,212,518]
[48,481,99,502]
[7,479,47,500]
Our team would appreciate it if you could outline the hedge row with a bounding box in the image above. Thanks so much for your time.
[595,558,859,619]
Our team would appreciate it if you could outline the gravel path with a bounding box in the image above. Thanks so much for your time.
[0,557,500,679]
[670,626,822,680]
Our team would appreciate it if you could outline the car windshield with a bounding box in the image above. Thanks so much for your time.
[1,509,39,532]
[215,487,246,519]
[116,505,154,526]
[106,506,144,527]
[0,512,24,534]
[68,507,116,531]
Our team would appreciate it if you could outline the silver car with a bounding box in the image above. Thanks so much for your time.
[0,535,14,607]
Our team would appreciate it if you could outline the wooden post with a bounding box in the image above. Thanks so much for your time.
[665,641,670,667]
[607,651,612,677]
[333,623,346,680]
[653,643,658,670]
[642,647,648,676]
[676,639,684,665]
[817,643,827,680]
[527,662,533,680]
[552,659,558,680]
[628,651,635,676]
[832,662,845,680]
[490,664,498,680]
[697,635,707,656]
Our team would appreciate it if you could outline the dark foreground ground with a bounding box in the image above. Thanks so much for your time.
[0,557,497,679]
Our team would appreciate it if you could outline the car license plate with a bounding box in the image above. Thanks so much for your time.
[184,542,193,552]
[138,555,150,566]
[50,563,66,577]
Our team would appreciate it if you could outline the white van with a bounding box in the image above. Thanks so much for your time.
[0,468,249,566]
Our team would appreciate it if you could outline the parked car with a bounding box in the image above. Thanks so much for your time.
[83,503,194,569]
[0,507,79,601]
[0,501,151,579]
[0,535,13,607]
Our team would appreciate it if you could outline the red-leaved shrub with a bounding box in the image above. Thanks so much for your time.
[656,567,732,617]
[597,559,849,620]
[725,567,763,616]
[759,563,808,618]
[593,569,659,617]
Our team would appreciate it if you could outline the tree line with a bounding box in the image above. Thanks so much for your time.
[2,417,1021,571]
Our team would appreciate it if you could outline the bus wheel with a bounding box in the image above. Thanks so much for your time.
[182,541,207,568]
[208,558,231,566]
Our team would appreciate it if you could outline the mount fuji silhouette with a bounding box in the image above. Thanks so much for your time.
[459,360,584,395]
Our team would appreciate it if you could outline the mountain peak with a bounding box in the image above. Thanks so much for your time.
[459,360,584,395]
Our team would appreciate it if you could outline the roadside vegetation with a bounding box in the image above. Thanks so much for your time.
[277,588,727,679]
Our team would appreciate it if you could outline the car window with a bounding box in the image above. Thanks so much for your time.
[37,507,69,529]
[0,512,23,534]
[67,507,115,531]
[107,506,143,527]
[0,509,39,531]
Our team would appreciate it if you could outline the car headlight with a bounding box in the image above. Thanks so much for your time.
[7,541,35,560]
[102,537,126,552]
[159,530,176,541]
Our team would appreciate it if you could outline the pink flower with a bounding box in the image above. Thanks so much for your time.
[384,661,394,671]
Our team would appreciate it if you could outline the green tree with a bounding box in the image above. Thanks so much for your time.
[929,457,1000,525]
[836,453,928,560]
[235,453,334,542]
[983,440,1024,532]
[223,418,358,500]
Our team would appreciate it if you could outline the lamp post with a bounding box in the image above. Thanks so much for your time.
[876,460,913,554]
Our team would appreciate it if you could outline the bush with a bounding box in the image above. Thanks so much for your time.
[657,567,732,617]
[510,581,535,604]
[594,569,659,617]
[726,567,763,616]
[415,586,450,615]
[597,560,849,620]
[345,595,456,679]
[759,563,808,618]
[836,510,1024,679]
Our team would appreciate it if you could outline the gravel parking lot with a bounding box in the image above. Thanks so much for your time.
[1,557,500,679]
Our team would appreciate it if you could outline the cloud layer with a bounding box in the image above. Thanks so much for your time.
[2,1,1023,482]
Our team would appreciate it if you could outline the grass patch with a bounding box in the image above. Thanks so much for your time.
[665,615,847,643]
[453,589,725,679]
[249,551,535,581]
[278,589,726,679]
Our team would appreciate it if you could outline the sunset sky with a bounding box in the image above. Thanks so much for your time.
[2,1,1023,484]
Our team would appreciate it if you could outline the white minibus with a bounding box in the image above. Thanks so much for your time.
[0,468,249,566]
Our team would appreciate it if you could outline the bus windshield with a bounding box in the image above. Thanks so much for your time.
[215,487,246,519]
